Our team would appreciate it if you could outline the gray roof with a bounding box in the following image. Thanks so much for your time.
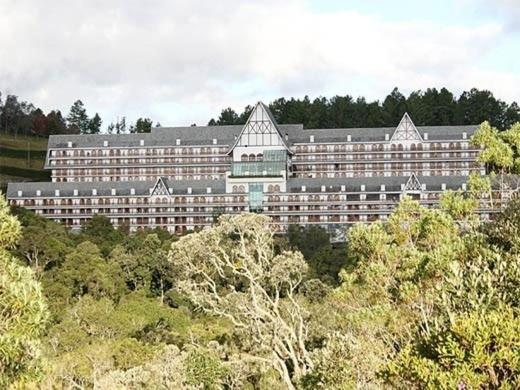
[285,125,477,144]
[46,122,475,150]
[7,174,470,198]
[288,175,469,193]
[47,124,304,149]
[7,178,225,198]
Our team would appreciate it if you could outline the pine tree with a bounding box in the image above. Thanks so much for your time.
[67,100,89,134]
[88,113,102,134]
[131,117,153,133]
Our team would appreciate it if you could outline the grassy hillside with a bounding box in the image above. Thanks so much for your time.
[0,134,50,193]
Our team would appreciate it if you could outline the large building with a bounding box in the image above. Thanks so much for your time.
[6,102,487,238]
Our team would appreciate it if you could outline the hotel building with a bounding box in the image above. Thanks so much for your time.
[6,102,487,239]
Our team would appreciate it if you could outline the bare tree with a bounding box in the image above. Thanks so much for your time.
[170,214,313,389]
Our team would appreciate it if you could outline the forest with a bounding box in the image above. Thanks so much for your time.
[2,121,520,388]
[0,87,519,138]
[208,88,520,130]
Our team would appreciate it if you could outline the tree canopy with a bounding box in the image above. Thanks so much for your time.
[4,174,520,387]
[209,88,520,130]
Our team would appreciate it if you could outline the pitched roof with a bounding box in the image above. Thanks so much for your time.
[45,111,476,151]
[390,113,422,142]
[150,177,171,196]
[228,101,292,154]
[404,173,422,192]
[7,175,471,198]
[288,175,468,193]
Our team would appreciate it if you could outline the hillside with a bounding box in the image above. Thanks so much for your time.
[0,134,50,193]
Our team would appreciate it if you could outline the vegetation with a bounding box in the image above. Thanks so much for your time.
[0,133,49,192]
[0,91,156,137]
[0,87,519,139]
[2,121,520,387]
[0,196,48,387]
[209,87,520,130]
[2,179,520,388]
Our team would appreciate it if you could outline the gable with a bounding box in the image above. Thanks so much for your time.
[391,113,422,143]
[233,102,289,150]
[404,173,422,192]
[151,177,170,197]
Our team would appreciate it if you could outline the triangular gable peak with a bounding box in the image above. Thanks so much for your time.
[229,102,291,154]
[404,173,422,193]
[150,177,170,197]
[390,113,422,143]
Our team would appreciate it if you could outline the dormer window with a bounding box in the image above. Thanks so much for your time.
[36,190,41,196]
[309,135,314,143]
[67,141,72,147]
[111,189,116,196]
[176,139,181,146]
[187,187,192,194]
[73,189,78,196]
[140,139,144,146]
[92,189,97,196]
[17,190,22,197]
[212,139,217,145]
[130,188,135,195]
[55,190,60,197]
[103,140,108,147]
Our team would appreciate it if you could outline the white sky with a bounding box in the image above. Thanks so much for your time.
[0,0,518,128]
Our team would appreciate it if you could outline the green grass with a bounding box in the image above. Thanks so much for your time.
[0,133,48,150]
[0,134,49,191]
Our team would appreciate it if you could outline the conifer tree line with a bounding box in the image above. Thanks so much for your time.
[1,87,519,138]
[0,92,154,137]
[209,87,520,130]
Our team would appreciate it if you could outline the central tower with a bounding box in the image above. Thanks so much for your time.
[225,102,291,211]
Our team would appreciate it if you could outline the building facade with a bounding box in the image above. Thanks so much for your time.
[7,102,487,238]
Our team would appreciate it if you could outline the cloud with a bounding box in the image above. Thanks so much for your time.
[459,0,520,31]
[0,0,516,126]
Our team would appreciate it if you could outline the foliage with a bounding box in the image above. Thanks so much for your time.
[0,195,49,387]
[208,88,520,130]
[170,213,313,389]
[287,225,350,283]
[130,117,153,133]
[384,307,520,389]
[7,190,520,388]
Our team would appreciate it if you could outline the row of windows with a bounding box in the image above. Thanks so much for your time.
[296,170,476,179]
[292,151,478,162]
[295,161,475,171]
[294,142,470,153]
[52,166,227,176]
[51,147,228,158]
[11,190,445,210]
[50,156,230,166]
[54,174,223,183]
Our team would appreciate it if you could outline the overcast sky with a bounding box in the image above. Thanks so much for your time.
[0,0,519,128]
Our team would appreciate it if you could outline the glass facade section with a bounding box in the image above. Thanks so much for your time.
[231,150,287,177]
[248,183,264,212]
